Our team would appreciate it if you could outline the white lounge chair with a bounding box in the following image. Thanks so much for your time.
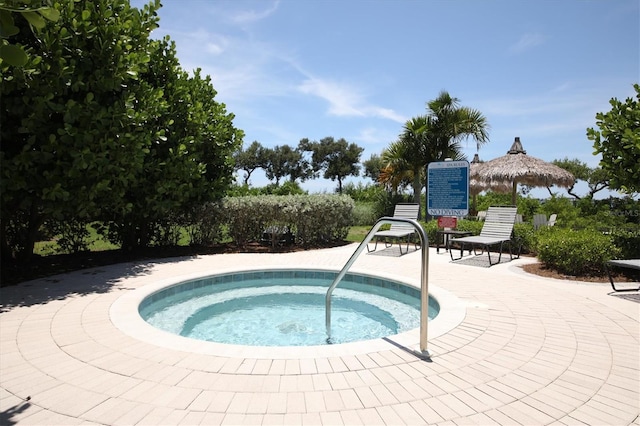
[448,206,518,266]
[367,203,420,255]
[533,213,548,230]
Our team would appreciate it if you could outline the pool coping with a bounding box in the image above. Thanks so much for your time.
[110,265,467,360]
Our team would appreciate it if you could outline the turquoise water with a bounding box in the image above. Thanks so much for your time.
[139,270,439,346]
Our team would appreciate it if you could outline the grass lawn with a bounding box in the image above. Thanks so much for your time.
[346,226,369,243]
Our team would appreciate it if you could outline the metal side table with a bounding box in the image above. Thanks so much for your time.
[436,229,472,253]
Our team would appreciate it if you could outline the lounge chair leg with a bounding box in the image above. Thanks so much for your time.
[449,241,464,261]
[492,243,503,266]
[606,263,640,292]
[366,237,379,253]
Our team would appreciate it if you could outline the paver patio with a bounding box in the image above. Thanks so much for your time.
[1,244,638,425]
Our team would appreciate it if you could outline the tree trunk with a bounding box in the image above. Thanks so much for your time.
[0,219,14,262]
[412,169,422,220]
[16,203,43,263]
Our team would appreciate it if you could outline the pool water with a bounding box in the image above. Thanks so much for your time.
[139,270,439,346]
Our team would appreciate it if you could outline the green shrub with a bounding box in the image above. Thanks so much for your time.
[262,181,307,196]
[516,197,541,222]
[343,182,385,203]
[222,195,354,248]
[474,192,512,211]
[513,223,537,255]
[455,219,484,235]
[50,219,92,253]
[223,196,280,247]
[226,182,307,197]
[186,203,225,246]
[421,220,439,246]
[537,228,621,276]
[290,195,354,246]
[610,225,640,259]
[152,218,184,247]
[539,196,579,227]
[352,202,377,226]
[372,191,412,219]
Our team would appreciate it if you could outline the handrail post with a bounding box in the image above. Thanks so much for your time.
[325,217,430,357]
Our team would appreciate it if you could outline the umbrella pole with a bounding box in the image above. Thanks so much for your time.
[511,182,517,206]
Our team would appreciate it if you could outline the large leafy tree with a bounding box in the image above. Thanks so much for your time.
[1,0,163,260]
[234,141,268,185]
[263,144,311,185]
[588,84,640,194]
[362,153,384,183]
[552,158,609,199]
[1,0,242,259]
[300,137,363,194]
[103,36,242,249]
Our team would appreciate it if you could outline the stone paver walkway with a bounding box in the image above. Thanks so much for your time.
[1,244,638,425]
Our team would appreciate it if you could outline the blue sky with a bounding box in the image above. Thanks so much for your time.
[132,0,639,197]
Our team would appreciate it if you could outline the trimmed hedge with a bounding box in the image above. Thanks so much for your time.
[218,194,354,248]
[536,228,621,276]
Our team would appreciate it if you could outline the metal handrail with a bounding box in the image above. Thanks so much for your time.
[325,217,430,356]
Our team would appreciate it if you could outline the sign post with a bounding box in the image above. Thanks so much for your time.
[427,160,470,217]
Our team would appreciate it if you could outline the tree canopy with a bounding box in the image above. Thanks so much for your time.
[0,0,60,66]
[264,144,302,185]
[300,137,363,194]
[234,141,269,185]
[362,153,384,183]
[551,158,609,199]
[588,84,640,194]
[1,0,243,260]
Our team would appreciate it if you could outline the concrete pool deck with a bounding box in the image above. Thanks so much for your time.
[1,244,638,425]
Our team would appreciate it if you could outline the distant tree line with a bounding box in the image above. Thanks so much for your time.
[234,136,363,194]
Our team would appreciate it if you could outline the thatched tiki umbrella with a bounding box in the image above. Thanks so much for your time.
[469,153,511,212]
[472,137,575,205]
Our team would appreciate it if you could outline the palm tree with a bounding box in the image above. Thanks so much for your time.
[378,143,414,194]
[426,91,490,154]
[380,92,489,219]
[382,117,431,208]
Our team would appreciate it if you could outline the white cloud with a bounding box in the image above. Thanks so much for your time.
[356,127,387,144]
[231,0,280,25]
[298,78,365,117]
[297,77,405,123]
[369,107,406,123]
[509,33,547,54]
[205,44,223,55]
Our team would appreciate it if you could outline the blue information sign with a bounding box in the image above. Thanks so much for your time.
[427,160,470,216]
